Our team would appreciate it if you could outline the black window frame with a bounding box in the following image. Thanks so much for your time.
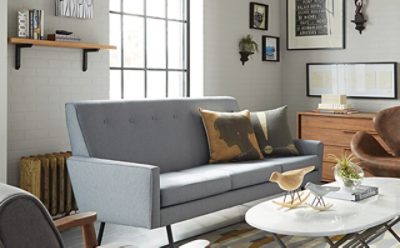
[109,0,190,98]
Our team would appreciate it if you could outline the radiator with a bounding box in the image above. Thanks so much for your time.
[20,152,78,218]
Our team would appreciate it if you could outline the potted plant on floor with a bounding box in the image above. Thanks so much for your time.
[239,35,258,65]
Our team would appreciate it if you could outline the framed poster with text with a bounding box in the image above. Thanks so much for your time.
[287,0,345,50]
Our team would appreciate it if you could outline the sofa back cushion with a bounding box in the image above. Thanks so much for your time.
[66,97,240,173]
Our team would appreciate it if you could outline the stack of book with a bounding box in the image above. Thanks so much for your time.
[17,9,44,40]
[314,94,359,114]
[326,185,379,201]
[47,34,81,42]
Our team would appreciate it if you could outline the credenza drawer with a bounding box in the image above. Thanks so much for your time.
[301,115,375,132]
[301,127,357,146]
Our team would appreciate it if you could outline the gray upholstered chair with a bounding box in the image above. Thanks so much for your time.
[0,183,112,248]
[0,183,209,248]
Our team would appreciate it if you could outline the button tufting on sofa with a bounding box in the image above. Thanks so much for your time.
[65,97,324,233]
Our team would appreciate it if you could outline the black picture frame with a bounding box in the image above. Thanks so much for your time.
[262,35,280,62]
[287,0,345,50]
[306,62,398,99]
[250,2,269,30]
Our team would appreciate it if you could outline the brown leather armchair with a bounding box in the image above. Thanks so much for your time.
[351,106,400,177]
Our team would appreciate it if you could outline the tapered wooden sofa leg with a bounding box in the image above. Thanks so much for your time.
[166,225,175,248]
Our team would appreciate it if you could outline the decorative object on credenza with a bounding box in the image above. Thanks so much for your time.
[314,94,359,114]
[287,0,345,50]
[262,35,279,62]
[239,35,259,65]
[305,182,339,211]
[330,153,364,191]
[17,9,44,40]
[351,0,367,34]
[307,62,398,99]
[250,2,268,30]
[269,166,314,209]
[56,0,93,19]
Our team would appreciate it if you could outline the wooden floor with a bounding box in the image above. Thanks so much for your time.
[61,200,266,248]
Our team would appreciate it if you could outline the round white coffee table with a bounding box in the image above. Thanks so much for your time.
[245,177,400,248]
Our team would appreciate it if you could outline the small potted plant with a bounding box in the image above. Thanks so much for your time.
[239,35,259,65]
[329,153,364,191]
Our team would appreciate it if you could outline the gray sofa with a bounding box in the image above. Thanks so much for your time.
[65,97,323,246]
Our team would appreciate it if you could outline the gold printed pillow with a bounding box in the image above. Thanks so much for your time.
[199,108,264,163]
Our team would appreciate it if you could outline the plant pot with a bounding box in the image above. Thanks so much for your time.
[334,163,364,191]
[239,51,254,65]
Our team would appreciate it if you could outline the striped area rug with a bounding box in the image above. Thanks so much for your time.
[184,222,400,248]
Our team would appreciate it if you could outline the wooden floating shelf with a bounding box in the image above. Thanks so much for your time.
[8,37,117,72]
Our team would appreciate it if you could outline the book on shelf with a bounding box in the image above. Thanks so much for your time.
[47,34,81,42]
[326,185,378,201]
[17,9,44,39]
[17,10,29,38]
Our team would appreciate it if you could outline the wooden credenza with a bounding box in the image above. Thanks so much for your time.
[297,112,390,182]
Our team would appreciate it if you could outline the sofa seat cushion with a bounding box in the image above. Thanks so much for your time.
[183,155,319,190]
[160,170,232,207]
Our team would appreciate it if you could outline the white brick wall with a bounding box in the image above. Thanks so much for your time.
[7,0,110,185]
[204,0,282,111]
[0,0,7,183]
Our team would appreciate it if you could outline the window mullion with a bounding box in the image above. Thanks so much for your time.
[110,0,189,99]
[185,0,190,97]
[144,0,148,98]
[166,0,169,97]
[120,0,124,99]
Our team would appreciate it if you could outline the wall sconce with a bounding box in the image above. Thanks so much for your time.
[351,0,367,34]
[238,35,258,66]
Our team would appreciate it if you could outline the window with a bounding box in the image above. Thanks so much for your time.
[109,0,190,99]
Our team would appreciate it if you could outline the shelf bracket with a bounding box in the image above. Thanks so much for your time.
[82,49,100,72]
[15,44,33,70]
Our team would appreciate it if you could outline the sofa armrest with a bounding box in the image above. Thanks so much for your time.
[67,156,160,229]
[294,139,324,174]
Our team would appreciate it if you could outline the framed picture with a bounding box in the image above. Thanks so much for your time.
[55,0,94,19]
[287,0,345,50]
[262,36,280,62]
[250,2,269,30]
[307,62,398,99]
